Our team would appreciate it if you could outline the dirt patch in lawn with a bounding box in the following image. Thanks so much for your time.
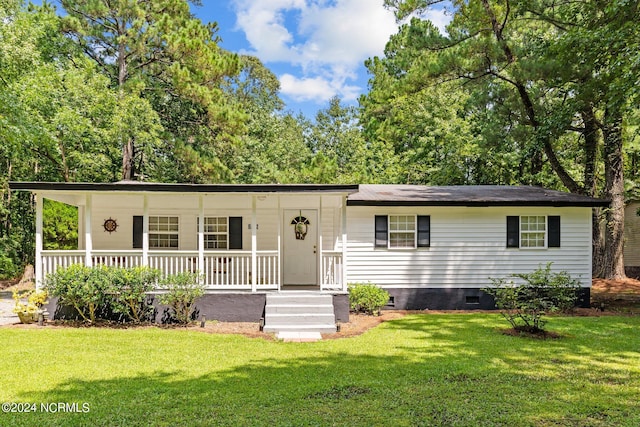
[591,277,640,312]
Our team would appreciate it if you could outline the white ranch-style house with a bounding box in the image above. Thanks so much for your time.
[10,181,608,329]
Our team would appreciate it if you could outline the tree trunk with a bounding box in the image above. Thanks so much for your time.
[592,208,606,277]
[581,105,599,196]
[121,138,134,181]
[601,105,626,279]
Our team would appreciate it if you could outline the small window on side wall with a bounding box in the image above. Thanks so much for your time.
[506,215,560,249]
[375,215,430,249]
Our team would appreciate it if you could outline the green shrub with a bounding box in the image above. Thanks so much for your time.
[45,264,111,323]
[159,272,204,324]
[348,282,390,315]
[0,236,20,280]
[108,266,160,322]
[483,263,581,333]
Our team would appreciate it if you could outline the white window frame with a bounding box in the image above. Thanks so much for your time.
[388,214,417,249]
[148,216,179,249]
[200,217,228,250]
[520,215,547,249]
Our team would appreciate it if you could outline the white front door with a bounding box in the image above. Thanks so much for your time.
[283,209,318,285]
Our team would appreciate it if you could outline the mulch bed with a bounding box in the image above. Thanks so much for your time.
[3,278,640,339]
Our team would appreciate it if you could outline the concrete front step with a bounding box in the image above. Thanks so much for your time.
[276,331,323,342]
[265,304,335,315]
[263,292,337,336]
[266,294,333,305]
[266,313,336,325]
[264,324,337,334]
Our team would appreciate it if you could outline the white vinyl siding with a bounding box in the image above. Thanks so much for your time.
[347,206,592,289]
[149,216,178,249]
[86,193,344,253]
[624,202,640,266]
[520,215,546,248]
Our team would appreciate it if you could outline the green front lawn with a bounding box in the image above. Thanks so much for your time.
[1,314,639,426]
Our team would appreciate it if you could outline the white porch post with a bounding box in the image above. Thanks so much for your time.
[142,195,149,266]
[341,194,348,292]
[34,193,43,290]
[318,196,323,289]
[198,195,204,282]
[277,195,282,290]
[84,194,93,268]
[251,195,257,292]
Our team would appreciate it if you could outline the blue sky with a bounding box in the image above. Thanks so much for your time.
[39,0,452,119]
[190,1,452,118]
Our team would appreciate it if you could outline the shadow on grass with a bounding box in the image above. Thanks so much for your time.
[5,315,640,427]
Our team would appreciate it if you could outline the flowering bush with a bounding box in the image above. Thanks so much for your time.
[12,289,48,323]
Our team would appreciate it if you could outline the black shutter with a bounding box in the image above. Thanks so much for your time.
[548,216,561,247]
[506,216,519,248]
[133,216,143,249]
[375,215,388,248]
[229,217,243,249]
[417,215,430,247]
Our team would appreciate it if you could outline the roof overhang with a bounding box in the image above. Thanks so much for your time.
[9,181,359,194]
[346,185,610,208]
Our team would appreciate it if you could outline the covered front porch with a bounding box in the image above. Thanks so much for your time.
[23,182,357,293]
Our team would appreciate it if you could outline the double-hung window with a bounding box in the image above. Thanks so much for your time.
[149,216,179,249]
[197,216,243,250]
[507,215,560,248]
[375,215,430,249]
[203,217,228,249]
[389,215,416,248]
[520,216,546,248]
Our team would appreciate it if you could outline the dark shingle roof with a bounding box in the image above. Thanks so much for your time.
[347,185,609,207]
[8,181,359,194]
[8,182,609,207]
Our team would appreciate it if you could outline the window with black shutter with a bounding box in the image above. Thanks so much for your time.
[374,215,388,248]
[228,217,243,249]
[133,216,143,249]
[417,215,430,247]
[548,216,561,247]
[506,216,520,248]
[507,215,561,249]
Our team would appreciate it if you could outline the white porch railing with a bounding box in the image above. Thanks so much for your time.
[321,251,343,291]
[201,250,278,289]
[255,251,279,289]
[148,251,199,276]
[93,250,144,268]
[40,250,279,290]
[41,250,86,275]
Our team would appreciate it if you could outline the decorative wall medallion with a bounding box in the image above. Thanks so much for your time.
[103,217,118,233]
[290,212,310,240]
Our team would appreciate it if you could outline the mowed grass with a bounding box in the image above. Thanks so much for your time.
[1,314,639,426]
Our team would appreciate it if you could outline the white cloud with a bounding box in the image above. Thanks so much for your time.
[230,0,451,105]
[231,0,397,104]
[280,73,361,103]
[417,8,451,35]
[279,74,334,102]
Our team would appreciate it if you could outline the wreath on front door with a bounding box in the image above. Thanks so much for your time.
[290,211,310,240]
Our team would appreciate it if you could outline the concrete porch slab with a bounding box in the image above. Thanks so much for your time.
[276,331,322,342]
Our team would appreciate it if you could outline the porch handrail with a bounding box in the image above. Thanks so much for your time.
[41,249,281,290]
[321,250,343,291]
